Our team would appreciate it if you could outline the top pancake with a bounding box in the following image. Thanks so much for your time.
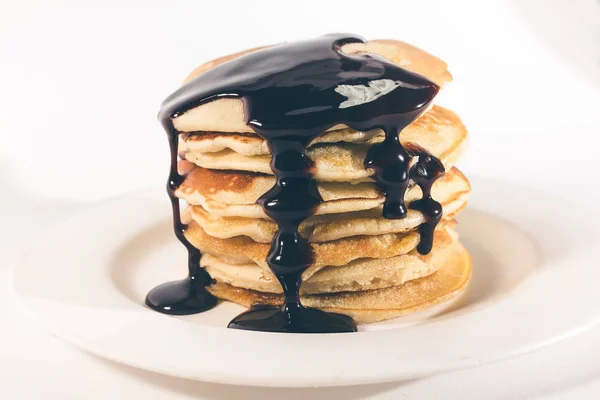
[171,39,452,133]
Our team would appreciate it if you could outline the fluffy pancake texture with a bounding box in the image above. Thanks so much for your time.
[206,239,471,324]
[179,105,465,157]
[184,220,424,278]
[167,38,471,325]
[187,167,470,242]
[176,165,469,220]
[201,224,457,294]
[178,105,468,182]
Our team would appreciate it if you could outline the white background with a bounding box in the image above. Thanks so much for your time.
[2,0,600,398]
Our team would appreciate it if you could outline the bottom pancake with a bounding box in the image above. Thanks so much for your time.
[207,240,472,324]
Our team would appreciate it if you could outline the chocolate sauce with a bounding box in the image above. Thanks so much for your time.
[407,148,445,255]
[144,121,217,315]
[147,34,445,332]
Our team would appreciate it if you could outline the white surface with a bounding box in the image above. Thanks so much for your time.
[13,178,600,387]
[2,0,600,398]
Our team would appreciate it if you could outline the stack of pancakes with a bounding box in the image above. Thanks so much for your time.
[173,40,472,324]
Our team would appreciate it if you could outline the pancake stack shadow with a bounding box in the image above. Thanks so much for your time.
[172,41,473,324]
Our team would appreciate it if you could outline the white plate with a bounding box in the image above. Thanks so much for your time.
[10,177,600,387]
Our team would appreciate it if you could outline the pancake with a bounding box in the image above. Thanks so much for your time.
[179,106,468,182]
[180,105,464,157]
[176,160,381,207]
[206,238,471,324]
[173,39,453,134]
[183,220,444,278]
[201,224,457,294]
[188,168,470,242]
[177,163,468,219]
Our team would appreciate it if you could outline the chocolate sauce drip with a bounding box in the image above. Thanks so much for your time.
[144,123,217,315]
[364,129,412,219]
[228,134,356,332]
[408,149,445,254]
[147,34,445,332]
